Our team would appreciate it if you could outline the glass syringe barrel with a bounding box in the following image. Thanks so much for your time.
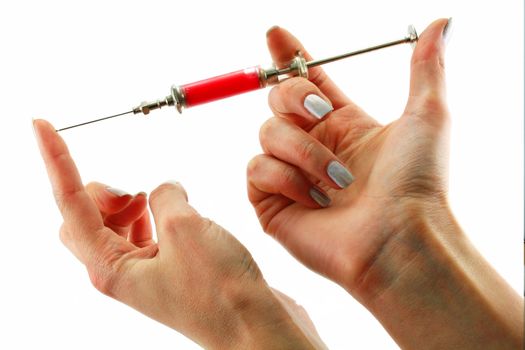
[133,65,276,115]
[181,67,265,108]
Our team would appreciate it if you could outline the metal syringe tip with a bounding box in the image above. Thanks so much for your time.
[55,110,134,132]
[132,95,174,115]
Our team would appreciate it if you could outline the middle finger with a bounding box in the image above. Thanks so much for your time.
[260,117,354,189]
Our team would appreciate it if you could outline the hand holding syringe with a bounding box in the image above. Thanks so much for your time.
[56,25,418,132]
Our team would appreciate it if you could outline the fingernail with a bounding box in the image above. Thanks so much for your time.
[32,118,40,140]
[309,186,331,208]
[442,17,453,46]
[136,191,147,197]
[162,180,180,186]
[106,187,130,197]
[32,119,39,146]
[32,119,44,152]
[266,25,280,37]
[304,94,333,119]
[327,161,354,188]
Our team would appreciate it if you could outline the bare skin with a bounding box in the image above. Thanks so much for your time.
[33,18,523,349]
[247,19,523,349]
[33,120,326,349]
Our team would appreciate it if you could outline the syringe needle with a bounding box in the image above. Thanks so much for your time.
[55,110,134,132]
[55,24,419,131]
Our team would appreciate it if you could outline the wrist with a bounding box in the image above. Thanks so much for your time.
[350,198,456,301]
[230,283,320,350]
[202,279,319,349]
[350,199,523,349]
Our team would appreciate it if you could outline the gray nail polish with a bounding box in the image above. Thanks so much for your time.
[327,161,354,188]
[442,17,454,46]
[304,94,333,119]
[309,187,331,207]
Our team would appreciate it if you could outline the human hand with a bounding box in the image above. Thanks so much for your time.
[33,119,326,349]
[249,20,524,349]
[248,20,452,293]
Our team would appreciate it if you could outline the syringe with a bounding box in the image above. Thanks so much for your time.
[56,25,418,132]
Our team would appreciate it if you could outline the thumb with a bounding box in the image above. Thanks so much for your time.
[408,18,452,101]
[148,181,198,245]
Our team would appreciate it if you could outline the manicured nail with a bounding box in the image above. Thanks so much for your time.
[309,187,331,208]
[136,191,147,197]
[106,187,130,197]
[442,18,453,46]
[304,94,333,119]
[32,119,45,152]
[327,161,354,188]
[32,118,41,142]
[266,25,280,37]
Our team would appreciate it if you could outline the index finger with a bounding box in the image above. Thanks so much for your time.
[33,119,114,262]
[266,26,351,109]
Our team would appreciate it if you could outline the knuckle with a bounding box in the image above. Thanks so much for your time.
[415,92,450,126]
[246,154,267,178]
[438,55,446,71]
[58,223,70,245]
[280,77,312,98]
[88,266,116,296]
[53,188,82,214]
[257,214,271,233]
[279,166,298,188]
[294,138,317,163]
[259,117,280,145]
[309,68,330,90]
[420,92,446,113]
[87,263,128,299]
[160,209,201,233]
[270,78,319,117]
[246,156,260,177]
[87,239,129,297]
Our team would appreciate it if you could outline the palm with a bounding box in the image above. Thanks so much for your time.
[260,103,448,287]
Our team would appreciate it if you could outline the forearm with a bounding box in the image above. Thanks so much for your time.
[352,201,523,349]
[183,281,322,349]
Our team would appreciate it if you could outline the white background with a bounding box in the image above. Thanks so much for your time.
[0,0,523,349]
